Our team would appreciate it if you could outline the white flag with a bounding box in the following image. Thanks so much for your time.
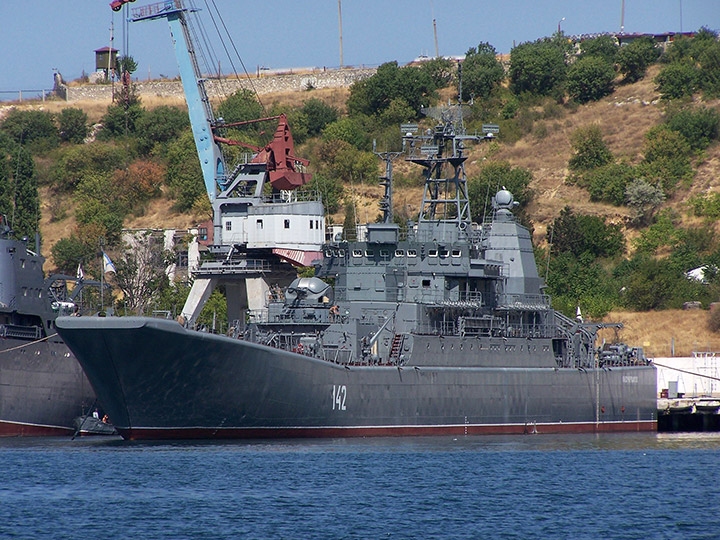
[76,262,84,280]
[102,251,116,274]
[576,305,583,322]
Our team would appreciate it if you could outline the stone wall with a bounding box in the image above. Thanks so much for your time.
[57,67,376,102]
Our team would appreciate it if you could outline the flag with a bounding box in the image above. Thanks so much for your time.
[76,262,84,280]
[576,305,583,322]
[102,251,116,274]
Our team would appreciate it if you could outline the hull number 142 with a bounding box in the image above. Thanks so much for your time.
[332,385,347,410]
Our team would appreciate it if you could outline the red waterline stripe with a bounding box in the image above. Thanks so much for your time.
[119,421,657,440]
[0,420,74,437]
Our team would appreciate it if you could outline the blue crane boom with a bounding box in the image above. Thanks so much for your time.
[130,0,226,202]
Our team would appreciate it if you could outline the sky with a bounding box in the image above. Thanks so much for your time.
[0,0,717,95]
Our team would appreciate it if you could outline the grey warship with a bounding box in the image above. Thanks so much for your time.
[0,218,95,436]
[56,98,657,439]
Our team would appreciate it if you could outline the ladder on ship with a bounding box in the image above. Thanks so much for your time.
[389,334,406,363]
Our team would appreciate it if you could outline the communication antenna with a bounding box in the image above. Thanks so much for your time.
[338,0,344,68]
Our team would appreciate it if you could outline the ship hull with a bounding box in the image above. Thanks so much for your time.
[57,316,657,440]
[0,337,95,436]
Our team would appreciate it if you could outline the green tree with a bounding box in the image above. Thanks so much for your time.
[548,206,623,258]
[0,109,59,151]
[655,61,698,99]
[461,42,505,101]
[639,127,692,192]
[98,103,144,139]
[467,161,533,223]
[420,57,455,88]
[347,61,436,118]
[299,173,344,214]
[51,142,122,191]
[583,162,636,206]
[568,125,613,171]
[616,37,658,82]
[579,35,619,63]
[300,98,338,136]
[567,56,615,103]
[509,39,567,96]
[10,146,39,240]
[165,130,205,211]
[317,139,377,184]
[58,108,88,144]
[135,105,189,155]
[698,41,720,97]
[664,105,720,150]
[321,117,371,150]
[51,235,96,275]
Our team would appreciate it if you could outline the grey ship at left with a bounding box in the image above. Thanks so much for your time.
[0,218,95,436]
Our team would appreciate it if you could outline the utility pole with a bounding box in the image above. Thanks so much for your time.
[620,0,625,33]
[431,2,439,58]
[338,0,344,69]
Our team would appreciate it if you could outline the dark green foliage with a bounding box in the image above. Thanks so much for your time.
[616,37,659,82]
[299,173,344,214]
[300,98,338,137]
[690,192,720,219]
[655,61,698,99]
[74,172,126,244]
[639,127,692,192]
[420,57,455,88]
[579,35,618,64]
[321,117,371,150]
[0,109,59,151]
[583,162,636,206]
[461,42,505,101]
[664,105,720,150]
[135,106,189,155]
[216,88,264,124]
[548,206,624,258]
[467,161,533,223]
[567,56,615,103]
[115,55,138,75]
[98,103,144,139]
[618,255,686,310]
[546,251,618,319]
[58,108,88,144]
[51,142,121,191]
[347,61,436,118]
[165,130,205,211]
[568,125,613,171]
[51,236,96,275]
[10,146,39,240]
[316,139,377,184]
[509,39,567,96]
[698,41,720,97]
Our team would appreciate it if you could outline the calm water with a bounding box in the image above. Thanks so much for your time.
[1,433,719,539]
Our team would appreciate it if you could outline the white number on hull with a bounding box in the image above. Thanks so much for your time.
[332,385,347,410]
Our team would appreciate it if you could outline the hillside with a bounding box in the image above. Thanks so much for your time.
[10,68,720,358]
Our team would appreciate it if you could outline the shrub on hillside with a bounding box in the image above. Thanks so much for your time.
[113,160,165,212]
[461,42,506,101]
[639,127,693,192]
[300,98,339,137]
[579,35,619,64]
[690,192,720,219]
[0,109,59,151]
[321,117,371,150]
[316,139,377,184]
[625,178,665,225]
[51,142,122,191]
[467,161,533,223]
[299,173,344,214]
[665,106,720,151]
[548,206,624,258]
[58,108,88,144]
[97,103,144,139]
[347,61,436,118]
[583,162,635,206]
[420,57,455,89]
[165,130,204,211]
[567,55,616,103]
[616,37,659,82]
[698,41,720,97]
[135,105,189,155]
[655,61,698,100]
[568,125,613,171]
[509,39,567,96]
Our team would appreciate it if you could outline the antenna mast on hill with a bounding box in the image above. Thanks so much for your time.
[431,2,439,57]
[338,0,344,68]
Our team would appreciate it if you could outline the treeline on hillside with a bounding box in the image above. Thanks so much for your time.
[2,27,720,324]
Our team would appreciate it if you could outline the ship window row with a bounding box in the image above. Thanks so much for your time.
[309,219,321,230]
[21,288,43,298]
[428,249,461,258]
[350,249,419,259]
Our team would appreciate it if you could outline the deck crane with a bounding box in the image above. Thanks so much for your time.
[124,0,325,327]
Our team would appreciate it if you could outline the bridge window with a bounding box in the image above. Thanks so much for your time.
[407,250,417,258]
[440,250,449,258]
[284,219,290,229]
[422,279,431,287]
[428,249,438,257]
[256,219,263,230]
[452,249,461,257]
[198,227,208,240]
[310,220,314,229]
[352,250,362,257]
[395,249,405,257]
[225,221,232,231]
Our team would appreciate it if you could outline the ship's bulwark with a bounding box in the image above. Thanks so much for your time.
[56,317,657,440]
